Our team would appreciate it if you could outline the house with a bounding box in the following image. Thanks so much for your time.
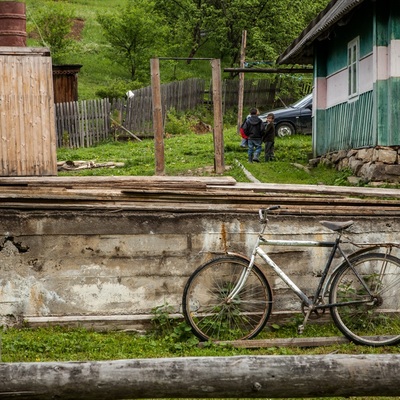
[278,0,400,182]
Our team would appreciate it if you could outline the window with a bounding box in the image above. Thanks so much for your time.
[347,37,359,98]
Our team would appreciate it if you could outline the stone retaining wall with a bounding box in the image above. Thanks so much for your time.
[315,146,400,183]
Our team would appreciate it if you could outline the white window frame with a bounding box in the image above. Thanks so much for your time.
[347,37,359,99]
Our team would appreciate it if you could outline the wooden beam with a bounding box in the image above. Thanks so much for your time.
[224,68,313,74]
[237,30,247,133]
[1,355,400,399]
[216,336,349,348]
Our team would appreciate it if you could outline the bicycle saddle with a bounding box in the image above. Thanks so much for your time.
[319,220,354,232]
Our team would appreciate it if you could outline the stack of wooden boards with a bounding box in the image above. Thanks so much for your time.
[0,176,399,216]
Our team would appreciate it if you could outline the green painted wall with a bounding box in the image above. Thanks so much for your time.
[325,6,373,76]
[314,91,374,156]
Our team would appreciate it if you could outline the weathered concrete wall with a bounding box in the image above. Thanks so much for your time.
[0,209,399,331]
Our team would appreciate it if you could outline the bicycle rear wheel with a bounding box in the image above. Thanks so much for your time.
[182,255,272,341]
[330,252,400,346]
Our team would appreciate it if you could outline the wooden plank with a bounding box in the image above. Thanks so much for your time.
[217,182,400,199]
[0,175,237,187]
[215,336,349,348]
[0,47,50,56]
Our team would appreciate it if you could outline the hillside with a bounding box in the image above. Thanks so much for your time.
[23,0,325,101]
[25,0,130,99]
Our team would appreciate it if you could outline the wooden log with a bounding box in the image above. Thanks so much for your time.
[0,354,400,399]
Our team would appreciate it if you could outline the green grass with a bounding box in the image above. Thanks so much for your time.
[57,126,351,185]
[2,322,400,363]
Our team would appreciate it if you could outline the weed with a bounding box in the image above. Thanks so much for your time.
[150,303,199,351]
[165,109,192,136]
[150,303,176,336]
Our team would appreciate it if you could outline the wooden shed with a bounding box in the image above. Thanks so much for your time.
[0,47,57,176]
[52,64,82,103]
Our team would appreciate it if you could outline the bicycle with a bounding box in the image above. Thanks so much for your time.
[182,206,400,346]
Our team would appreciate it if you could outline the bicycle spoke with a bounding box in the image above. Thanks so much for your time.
[183,256,272,341]
[330,253,400,346]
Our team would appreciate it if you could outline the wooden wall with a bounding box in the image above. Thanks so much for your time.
[0,47,57,176]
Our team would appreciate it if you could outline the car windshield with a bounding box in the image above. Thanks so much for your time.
[291,94,312,108]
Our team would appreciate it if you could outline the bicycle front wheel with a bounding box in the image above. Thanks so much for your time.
[330,252,400,346]
[182,255,272,341]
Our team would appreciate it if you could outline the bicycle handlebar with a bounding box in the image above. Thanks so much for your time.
[259,206,280,222]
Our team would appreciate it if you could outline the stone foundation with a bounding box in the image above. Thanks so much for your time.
[313,146,400,183]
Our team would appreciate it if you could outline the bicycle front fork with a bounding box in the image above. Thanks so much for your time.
[226,254,257,303]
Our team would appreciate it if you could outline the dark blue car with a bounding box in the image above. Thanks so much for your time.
[259,94,313,137]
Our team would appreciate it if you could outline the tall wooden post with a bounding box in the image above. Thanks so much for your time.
[211,58,224,174]
[237,30,247,133]
[150,58,165,176]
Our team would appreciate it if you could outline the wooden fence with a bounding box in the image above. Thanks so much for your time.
[222,78,278,111]
[55,99,111,148]
[111,78,206,139]
[55,78,298,148]
[55,78,206,148]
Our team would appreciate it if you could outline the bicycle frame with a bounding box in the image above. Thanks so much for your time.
[227,234,339,308]
[226,216,382,313]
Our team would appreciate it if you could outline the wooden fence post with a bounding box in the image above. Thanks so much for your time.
[1,354,400,399]
[211,58,224,174]
[151,58,165,176]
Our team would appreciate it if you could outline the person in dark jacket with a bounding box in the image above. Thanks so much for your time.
[262,113,275,161]
[241,108,265,163]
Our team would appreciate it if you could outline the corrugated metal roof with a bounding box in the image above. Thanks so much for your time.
[277,0,367,65]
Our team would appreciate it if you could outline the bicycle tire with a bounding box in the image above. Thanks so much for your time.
[182,255,272,341]
[330,252,400,346]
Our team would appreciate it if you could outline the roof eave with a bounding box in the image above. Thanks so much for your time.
[277,0,367,65]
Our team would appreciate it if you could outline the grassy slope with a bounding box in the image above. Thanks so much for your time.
[26,0,132,99]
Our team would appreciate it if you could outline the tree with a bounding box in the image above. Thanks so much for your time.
[155,0,330,68]
[97,0,168,80]
[33,1,75,63]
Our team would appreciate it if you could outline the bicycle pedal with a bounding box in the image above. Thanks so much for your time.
[297,324,304,334]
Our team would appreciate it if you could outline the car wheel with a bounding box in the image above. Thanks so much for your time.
[276,123,295,137]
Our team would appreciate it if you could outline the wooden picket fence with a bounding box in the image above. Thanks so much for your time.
[55,77,305,148]
[55,99,111,148]
[55,78,206,148]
